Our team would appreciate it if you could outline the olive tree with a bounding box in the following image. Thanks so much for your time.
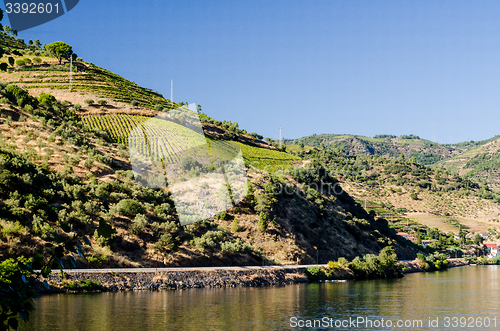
[45,41,73,64]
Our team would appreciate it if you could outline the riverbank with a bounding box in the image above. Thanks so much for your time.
[39,267,309,293]
[401,258,468,274]
[37,258,470,293]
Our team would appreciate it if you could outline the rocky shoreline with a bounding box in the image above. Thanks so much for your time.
[401,258,468,274]
[37,258,470,293]
[39,268,309,293]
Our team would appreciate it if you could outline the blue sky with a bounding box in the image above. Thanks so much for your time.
[3,1,500,143]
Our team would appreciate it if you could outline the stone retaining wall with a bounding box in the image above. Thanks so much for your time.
[41,268,309,293]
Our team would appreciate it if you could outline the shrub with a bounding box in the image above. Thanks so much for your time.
[32,57,42,64]
[159,221,180,233]
[38,93,56,107]
[337,257,349,267]
[180,156,201,171]
[84,99,94,106]
[231,219,239,232]
[15,59,25,67]
[328,261,340,270]
[153,233,177,252]
[23,104,33,114]
[305,266,326,281]
[220,238,252,255]
[131,100,139,107]
[97,99,107,106]
[154,104,163,111]
[191,230,225,253]
[129,214,148,235]
[1,220,26,241]
[154,203,173,216]
[216,211,228,220]
[258,212,268,232]
[74,104,81,111]
[117,199,146,218]
[347,246,403,279]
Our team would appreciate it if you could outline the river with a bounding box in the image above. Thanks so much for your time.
[22,265,500,330]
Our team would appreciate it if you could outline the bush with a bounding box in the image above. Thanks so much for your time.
[84,99,94,106]
[117,199,146,218]
[153,233,177,252]
[15,59,25,67]
[220,238,252,255]
[328,261,340,270]
[32,57,42,64]
[38,93,56,107]
[1,220,25,240]
[23,104,33,114]
[131,100,139,107]
[216,211,228,220]
[337,257,349,267]
[97,99,107,106]
[154,104,163,111]
[347,246,403,279]
[231,219,239,232]
[305,266,326,281]
[191,230,225,253]
[129,213,148,235]
[180,156,201,171]
[74,104,81,111]
[258,212,268,232]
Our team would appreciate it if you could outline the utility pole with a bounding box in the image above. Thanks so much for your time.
[279,126,282,149]
[69,55,73,91]
[170,79,173,106]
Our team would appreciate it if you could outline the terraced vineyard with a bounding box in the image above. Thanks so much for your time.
[237,142,301,173]
[6,62,176,110]
[82,114,150,144]
[82,114,245,167]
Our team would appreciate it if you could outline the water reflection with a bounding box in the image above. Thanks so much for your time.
[23,266,500,330]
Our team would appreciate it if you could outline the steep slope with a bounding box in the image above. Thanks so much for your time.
[0,34,419,267]
[286,134,500,166]
[439,136,500,190]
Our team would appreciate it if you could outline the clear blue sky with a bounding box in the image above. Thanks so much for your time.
[3,1,500,143]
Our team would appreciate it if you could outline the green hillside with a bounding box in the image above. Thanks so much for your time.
[0,28,424,278]
[0,23,498,278]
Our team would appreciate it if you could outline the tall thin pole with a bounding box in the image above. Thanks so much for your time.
[279,126,282,148]
[69,56,73,91]
[170,80,173,106]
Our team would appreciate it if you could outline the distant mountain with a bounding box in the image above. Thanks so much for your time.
[286,134,500,189]
[440,136,500,190]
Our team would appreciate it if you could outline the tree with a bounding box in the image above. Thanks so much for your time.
[474,234,483,245]
[45,41,73,64]
[196,104,202,114]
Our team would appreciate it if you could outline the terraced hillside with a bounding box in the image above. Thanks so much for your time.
[439,137,500,190]
[286,134,500,166]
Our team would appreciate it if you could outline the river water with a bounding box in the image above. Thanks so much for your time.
[22,266,500,330]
